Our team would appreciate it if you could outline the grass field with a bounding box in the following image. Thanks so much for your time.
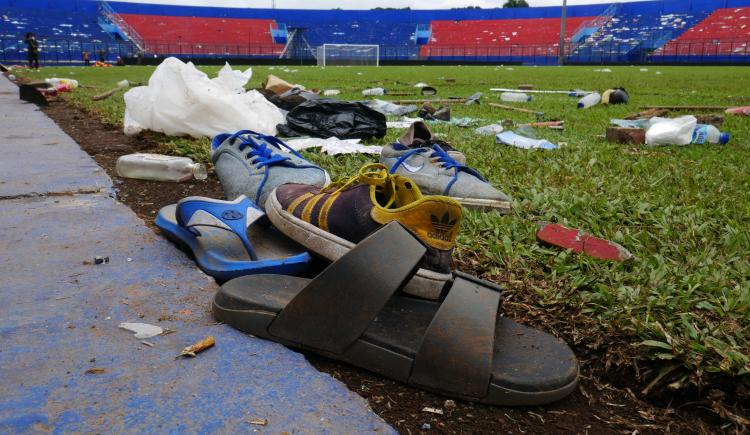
[16,64,750,390]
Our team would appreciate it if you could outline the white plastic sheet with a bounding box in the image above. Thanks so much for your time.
[284,137,382,155]
[123,57,285,138]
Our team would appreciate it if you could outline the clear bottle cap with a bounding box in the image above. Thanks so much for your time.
[192,163,208,180]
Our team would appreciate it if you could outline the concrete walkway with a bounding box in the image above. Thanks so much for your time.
[0,76,392,434]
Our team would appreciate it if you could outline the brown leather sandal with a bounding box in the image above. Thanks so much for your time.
[213,222,579,406]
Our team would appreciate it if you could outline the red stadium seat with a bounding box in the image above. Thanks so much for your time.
[119,14,283,55]
[658,7,750,56]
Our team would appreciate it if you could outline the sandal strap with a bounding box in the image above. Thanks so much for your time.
[175,195,264,260]
[268,222,426,354]
[409,274,501,399]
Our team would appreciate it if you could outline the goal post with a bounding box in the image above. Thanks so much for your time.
[316,44,380,67]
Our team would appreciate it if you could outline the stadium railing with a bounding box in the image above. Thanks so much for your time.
[2,38,748,65]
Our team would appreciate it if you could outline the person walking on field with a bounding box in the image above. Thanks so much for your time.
[24,32,40,69]
[82,50,90,66]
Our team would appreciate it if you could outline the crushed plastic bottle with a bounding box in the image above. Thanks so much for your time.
[577,92,601,109]
[500,92,531,102]
[496,131,557,150]
[645,115,697,146]
[691,124,730,145]
[116,153,207,182]
[362,87,386,96]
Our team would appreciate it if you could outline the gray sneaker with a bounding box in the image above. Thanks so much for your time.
[380,142,511,213]
[211,130,329,209]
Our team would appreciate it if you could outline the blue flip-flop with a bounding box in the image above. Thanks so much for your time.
[155,195,311,282]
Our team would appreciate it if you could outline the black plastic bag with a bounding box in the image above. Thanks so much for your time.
[278,99,386,140]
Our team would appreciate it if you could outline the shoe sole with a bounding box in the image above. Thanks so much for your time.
[454,197,512,214]
[266,190,450,300]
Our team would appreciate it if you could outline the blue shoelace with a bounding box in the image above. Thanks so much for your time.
[389,144,487,195]
[223,130,319,203]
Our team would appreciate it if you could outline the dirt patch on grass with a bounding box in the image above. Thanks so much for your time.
[38,96,739,434]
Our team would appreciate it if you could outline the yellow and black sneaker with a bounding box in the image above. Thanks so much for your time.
[265,163,462,300]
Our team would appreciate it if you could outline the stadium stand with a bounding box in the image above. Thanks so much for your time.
[569,8,710,62]
[117,14,282,56]
[421,17,591,62]
[655,7,750,58]
[2,0,750,65]
[0,0,135,64]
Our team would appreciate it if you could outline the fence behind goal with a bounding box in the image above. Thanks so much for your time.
[316,44,379,67]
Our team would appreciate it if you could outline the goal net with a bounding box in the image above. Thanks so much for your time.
[316,44,379,67]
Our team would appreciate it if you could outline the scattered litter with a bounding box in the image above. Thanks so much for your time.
[362,87,386,96]
[248,418,268,426]
[263,74,299,94]
[422,407,444,415]
[323,89,340,96]
[85,367,107,375]
[444,400,456,410]
[413,82,429,88]
[119,322,163,339]
[464,91,482,105]
[279,99,386,140]
[500,92,531,102]
[593,68,612,72]
[418,103,451,121]
[496,131,557,150]
[606,127,646,144]
[386,117,423,129]
[726,106,750,116]
[656,71,663,75]
[178,309,193,315]
[179,336,215,358]
[141,340,155,347]
[420,86,437,96]
[537,222,633,261]
[284,137,382,155]
[602,88,629,105]
[640,68,649,72]
[365,99,418,116]
[488,102,544,117]
[123,57,284,137]
[474,124,504,135]
[491,87,592,95]
[578,92,601,109]
[83,255,109,265]
[444,117,479,127]
[611,118,649,129]
[522,120,565,129]
[422,423,431,430]
[117,79,130,89]
[645,115,697,145]
[8,74,15,81]
[116,154,207,182]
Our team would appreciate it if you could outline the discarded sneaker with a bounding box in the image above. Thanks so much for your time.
[398,121,465,164]
[418,103,451,121]
[211,130,329,209]
[380,142,511,213]
[265,163,462,300]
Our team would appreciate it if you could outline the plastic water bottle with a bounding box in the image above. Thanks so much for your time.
[496,131,557,150]
[500,92,531,102]
[116,153,208,182]
[691,124,730,145]
[362,87,386,96]
[577,92,601,109]
[645,115,697,146]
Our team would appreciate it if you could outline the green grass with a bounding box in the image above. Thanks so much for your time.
[16,64,750,386]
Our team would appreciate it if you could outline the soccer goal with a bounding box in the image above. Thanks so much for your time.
[316,44,379,67]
